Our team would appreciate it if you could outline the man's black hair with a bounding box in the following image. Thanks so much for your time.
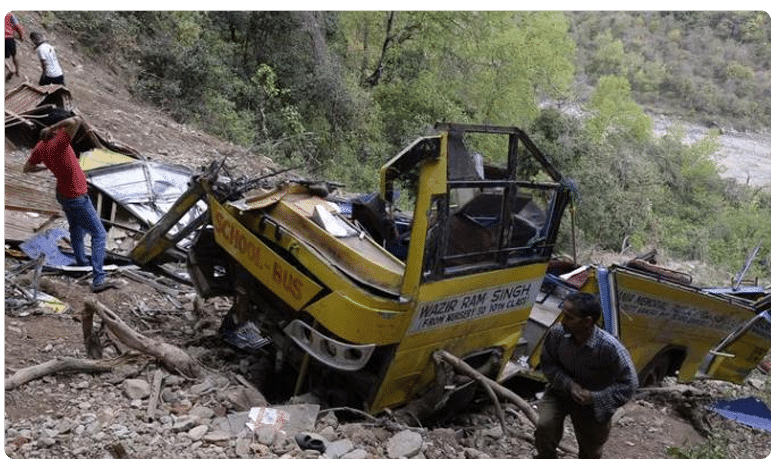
[37,109,76,140]
[41,108,75,127]
[30,31,43,45]
[564,291,601,322]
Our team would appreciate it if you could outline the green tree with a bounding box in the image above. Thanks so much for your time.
[587,31,627,78]
[585,76,652,143]
[340,12,575,146]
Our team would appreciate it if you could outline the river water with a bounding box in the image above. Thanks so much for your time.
[652,118,771,189]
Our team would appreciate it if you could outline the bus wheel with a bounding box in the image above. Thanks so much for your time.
[639,353,670,388]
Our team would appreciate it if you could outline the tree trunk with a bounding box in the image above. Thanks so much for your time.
[5,357,114,390]
[85,299,202,378]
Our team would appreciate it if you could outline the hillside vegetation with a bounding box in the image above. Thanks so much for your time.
[33,11,770,282]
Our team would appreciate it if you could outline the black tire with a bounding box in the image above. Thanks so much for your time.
[638,353,670,387]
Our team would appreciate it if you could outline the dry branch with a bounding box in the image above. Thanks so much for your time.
[5,357,114,390]
[82,303,103,359]
[434,350,539,425]
[434,350,578,455]
[85,299,202,378]
[479,378,508,435]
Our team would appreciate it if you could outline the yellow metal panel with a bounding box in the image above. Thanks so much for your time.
[408,276,543,336]
[369,264,546,412]
[369,322,522,412]
[401,157,447,296]
[614,270,755,382]
[232,205,411,344]
[79,148,136,171]
[228,184,289,211]
[706,321,770,383]
[267,194,405,295]
[247,208,407,311]
[304,292,410,345]
[210,197,323,310]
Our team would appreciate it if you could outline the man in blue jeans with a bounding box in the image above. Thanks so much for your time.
[23,115,119,293]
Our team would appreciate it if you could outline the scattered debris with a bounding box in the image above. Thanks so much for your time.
[246,406,291,434]
[85,160,207,256]
[295,432,327,453]
[709,397,771,432]
[219,317,272,352]
[146,369,165,422]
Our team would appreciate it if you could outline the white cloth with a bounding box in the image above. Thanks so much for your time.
[36,43,63,78]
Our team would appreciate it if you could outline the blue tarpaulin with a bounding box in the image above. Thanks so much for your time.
[709,397,771,432]
[19,228,76,266]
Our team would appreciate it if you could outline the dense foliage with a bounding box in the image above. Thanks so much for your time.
[568,11,770,130]
[46,11,770,282]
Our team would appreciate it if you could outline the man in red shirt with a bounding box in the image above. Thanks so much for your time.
[5,12,24,79]
[24,115,119,292]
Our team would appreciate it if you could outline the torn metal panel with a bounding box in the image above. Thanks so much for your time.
[85,160,206,249]
[5,83,73,148]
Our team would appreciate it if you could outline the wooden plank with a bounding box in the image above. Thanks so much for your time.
[4,109,36,129]
[3,211,60,242]
[4,158,61,215]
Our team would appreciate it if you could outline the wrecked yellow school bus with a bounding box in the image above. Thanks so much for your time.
[131,123,573,414]
[517,257,771,388]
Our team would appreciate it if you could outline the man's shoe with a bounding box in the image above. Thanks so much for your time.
[91,280,120,293]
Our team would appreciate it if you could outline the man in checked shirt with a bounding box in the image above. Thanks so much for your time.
[534,292,638,458]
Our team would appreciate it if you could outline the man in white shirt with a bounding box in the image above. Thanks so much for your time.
[30,31,64,85]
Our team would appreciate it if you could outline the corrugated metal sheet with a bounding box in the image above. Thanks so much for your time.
[85,160,205,242]
[4,83,72,115]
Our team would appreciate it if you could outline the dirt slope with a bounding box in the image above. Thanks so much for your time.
[5,12,275,176]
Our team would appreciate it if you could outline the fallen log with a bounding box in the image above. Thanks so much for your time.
[85,299,202,378]
[5,357,114,390]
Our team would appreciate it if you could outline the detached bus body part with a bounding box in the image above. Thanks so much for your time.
[131,123,572,415]
[517,256,770,388]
